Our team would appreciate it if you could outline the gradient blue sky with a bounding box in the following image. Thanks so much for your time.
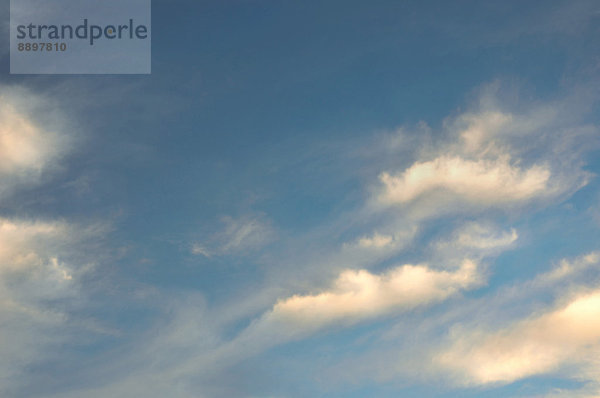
[1,1,600,397]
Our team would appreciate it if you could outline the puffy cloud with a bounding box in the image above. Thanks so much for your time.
[375,89,594,215]
[0,104,50,172]
[436,289,600,386]
[306,252,600,392]
[379,155,551,206]
[266,259,481,334]
[14,81,597,397]
[166,259,485,384]
[0,87,69,196]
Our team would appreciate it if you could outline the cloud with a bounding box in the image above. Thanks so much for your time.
[0,86,103,397]
[219,215,274,252]
[190,243,211,257]
[379,155,552,206]
[0,218,69,273]
[0,217,101,396]
[453,223,518,250]
[13,80,597,398]
[375,87,594,217]
[436,289,600,386]
[191,214,275,257]
[311,252,600,393]
[154,83,598,395]
[0,86,70,196]
[357,232,394,249]
[259,259,482,337]
[138,258,485,390]
[536,252,600,284]
[455,110,514,153]
[431,222,519,265]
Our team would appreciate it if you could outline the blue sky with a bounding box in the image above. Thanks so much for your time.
[1,1,600,397]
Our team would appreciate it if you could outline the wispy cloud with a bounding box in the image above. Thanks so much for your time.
[0,216,107,396]
[356,232,394,249]
[191,214,275,257]
[438,222,519,253]
[0,86,107,397]
[10,79,597,398]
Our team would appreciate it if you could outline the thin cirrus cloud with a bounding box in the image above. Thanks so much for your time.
[0,218,81,325]
[357,232,395,249]
[0,217,82,396]
[537,252,600,284]
[453,223,518,251]
[191,214,275,257]
[0,218,70,274]
[432,223,519,264]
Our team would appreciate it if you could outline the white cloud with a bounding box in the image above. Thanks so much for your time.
[312,252,600,393]
[357,232,394,249]
[141,258,485,388]
[0,218,69,272]
[375,89,594,216]
[334,224,418,274]
[431,223,519,266]
[264,259,481,335]
[436,289,600,386]
[537,252,600,284]
[0,218,85,396]
[190,243,211,257]
[0,218,98,305]
[219,215,273,252]
[156,85,598,394]
[0,87,69,196]
[0,216,111,397]
[455,110,514,154]
[19,81,598,397]
[454,223,518,250]
[191,214,275,257]
[379,155,552,206]
[0,86,103,396]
